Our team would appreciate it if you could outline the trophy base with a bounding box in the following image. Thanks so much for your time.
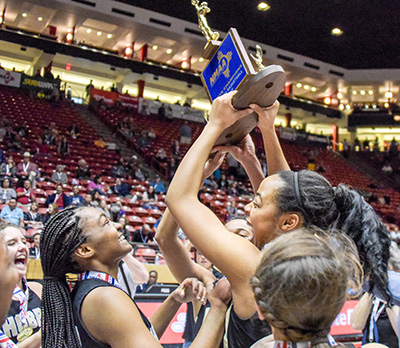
[203,40,221,60]
[214,65,286,146]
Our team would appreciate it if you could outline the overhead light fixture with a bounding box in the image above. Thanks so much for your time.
[37,17,43,21]
[97,31,102,36]
[345,105,351,110]
[304,85,310,90]
[124,45,133,58]
[257,2,271,11]
[152,45,158,50]
[166,48,172,54]
[199,57,204,62]
[360,90,366,95]
[339,104,344,111]
[324,97,331,105]
[352,90,357,95]
[107,34,112,38]
[337,92,343,99]
[311,87,317,92]
[22,13,27,18]
[385,91,393,99]
[331,28,343,36]
[384,102,389,108]
[86,28,92,33]
[296,83,302,88]
[368,90,373,95]
[182,60,189,69]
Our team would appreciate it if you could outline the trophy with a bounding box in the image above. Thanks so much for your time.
[191,0,286,145]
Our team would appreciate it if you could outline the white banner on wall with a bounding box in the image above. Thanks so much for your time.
[0,70,21,88]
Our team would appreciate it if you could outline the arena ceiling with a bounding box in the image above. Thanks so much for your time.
[118,0,400,70]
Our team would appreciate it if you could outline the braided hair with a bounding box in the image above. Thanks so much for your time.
[251,228,362,346]
[276,170,391,302]
[40,206,86,348]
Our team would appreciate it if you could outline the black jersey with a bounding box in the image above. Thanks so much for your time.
[2,287,41,343]
[72,278,154,348]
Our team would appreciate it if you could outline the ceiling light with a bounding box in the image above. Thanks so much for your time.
[296,83,302,88]
[372,104,377,109]
[107,34,112,38]
[22,13,27,18]
[352,90,357,95]
[360,90,366,95]
[384,103,389,108]
[97,31,102,36]
[257,2,271,11]
[182,61,189,69]
[152,45,158,50]
[339,104,344,111]
[86,29,92,33]
[345,105,351,110]
[385,91,393,99]
[331,28,343,36]
[368,90,373,95]
[166,48,172,54]
[311,87,317,92]
[304,85,310,90]
[324,97,331,105]
[37,17,43,21]
[365,104,369,109]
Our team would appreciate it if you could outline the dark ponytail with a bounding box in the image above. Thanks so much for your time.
[40,206,86,348]
[333,184,391,301]
[277,170,390,302]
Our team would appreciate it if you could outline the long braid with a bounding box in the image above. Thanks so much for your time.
[40,206,86,348]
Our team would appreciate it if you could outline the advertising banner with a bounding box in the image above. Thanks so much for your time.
[20,74,60,92]
[90,88,118,105]
[0,70,21,88]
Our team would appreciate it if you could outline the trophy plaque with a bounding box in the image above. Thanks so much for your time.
[191,1,286,145]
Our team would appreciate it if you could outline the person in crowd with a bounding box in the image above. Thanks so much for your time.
[111,158,129,179]
[58,135,70,156]
[16,153,38,188]
[0,222,42,347]
[382,162,393,176]
[132,223,154,244]
[118,216,131,242]
[94,137,107,149]
[40,206,231,348]
[150,176,165,194]
[88,175,105,196]
[180,121,192,144]
[136,270,160,293]
[16,179,36,206]
[0,177,16,204]
[83,193,93,207]
[42,128,56,146]
[155,148,167,163]
[98,199,110,218]
[165,92,391,347]
[24,201,44,230]
[168,158,178,180]
[42,203,58,225]
[69,186,84,206]
[226,201,238,220]
[66,123,80,139]
[51,165,68,184]
[351,241,400,347]
[0,198,24,227]
[45,184,70,209]
[90,190,102,208]
[251,229,361,347]
[171,139,181,161]
[113,178,132,198]
[32,138,50,157]
[76,159,91,180]
[29,232,41,259]
[0,232,19,326]
[0,156,17,180]
[142,186,158,210]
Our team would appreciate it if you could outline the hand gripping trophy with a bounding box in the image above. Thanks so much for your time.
[191,1,286,146]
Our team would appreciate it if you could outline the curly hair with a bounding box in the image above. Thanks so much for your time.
[251,228,362,346]
[276,170,391,302]
[40,206,86,348]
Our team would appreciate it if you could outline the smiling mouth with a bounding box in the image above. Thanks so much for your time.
[14,255,27,266]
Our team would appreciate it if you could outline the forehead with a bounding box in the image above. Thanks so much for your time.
[257,175,284,200]
[1,227,24,240]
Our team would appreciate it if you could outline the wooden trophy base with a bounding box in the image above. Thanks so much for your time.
[214,65,286,146]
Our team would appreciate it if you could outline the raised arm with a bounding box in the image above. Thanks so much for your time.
[251,102,290,175]
[166,92,261,318]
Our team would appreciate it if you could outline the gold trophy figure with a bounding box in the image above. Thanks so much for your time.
[191,0,220,42]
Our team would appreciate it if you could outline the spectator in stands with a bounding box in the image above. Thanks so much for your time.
[66,123,80,139]
[382,162,393,176]
[45,184,70,209]
[69,186,84,206]
[29,232,41,259]
[373,136,380,152]
[111,158,129,179]
[158,103,166,120]
[142,185,158,209]
[151,176,165,194]
[147,128,156,140]
[180,121,192,144]
[16,179,36,206]
[24,201,44,230]
[363,138,370,151]
[0,198,24,227]
[42,128,56,145]
[88,175,105,195]
[85,80,94,98]
[32,138,50,157]
[155,148,167,163]
[16,152,38,187]
[42,203,58,225]
[0,148,5,165]
[76,159,91,180]
[113,178,132,198]
[119,216,131,242]
[58,135,70,156]
[136,270,159,293]
[132,223,154,244]
[0,178,16,204]
[0,120,6,140]
[226,201,238,220]
[168,158,178,180]
[16,122,29,139]
[137,131,149,149]
[94,137,107,149]
[51,164,68,184]
[354,137,360,150]
[90,190,102,208]
[98,199,110,218]
[83,193,93,207]
[171,139,181,161]
[0,156,16,180]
